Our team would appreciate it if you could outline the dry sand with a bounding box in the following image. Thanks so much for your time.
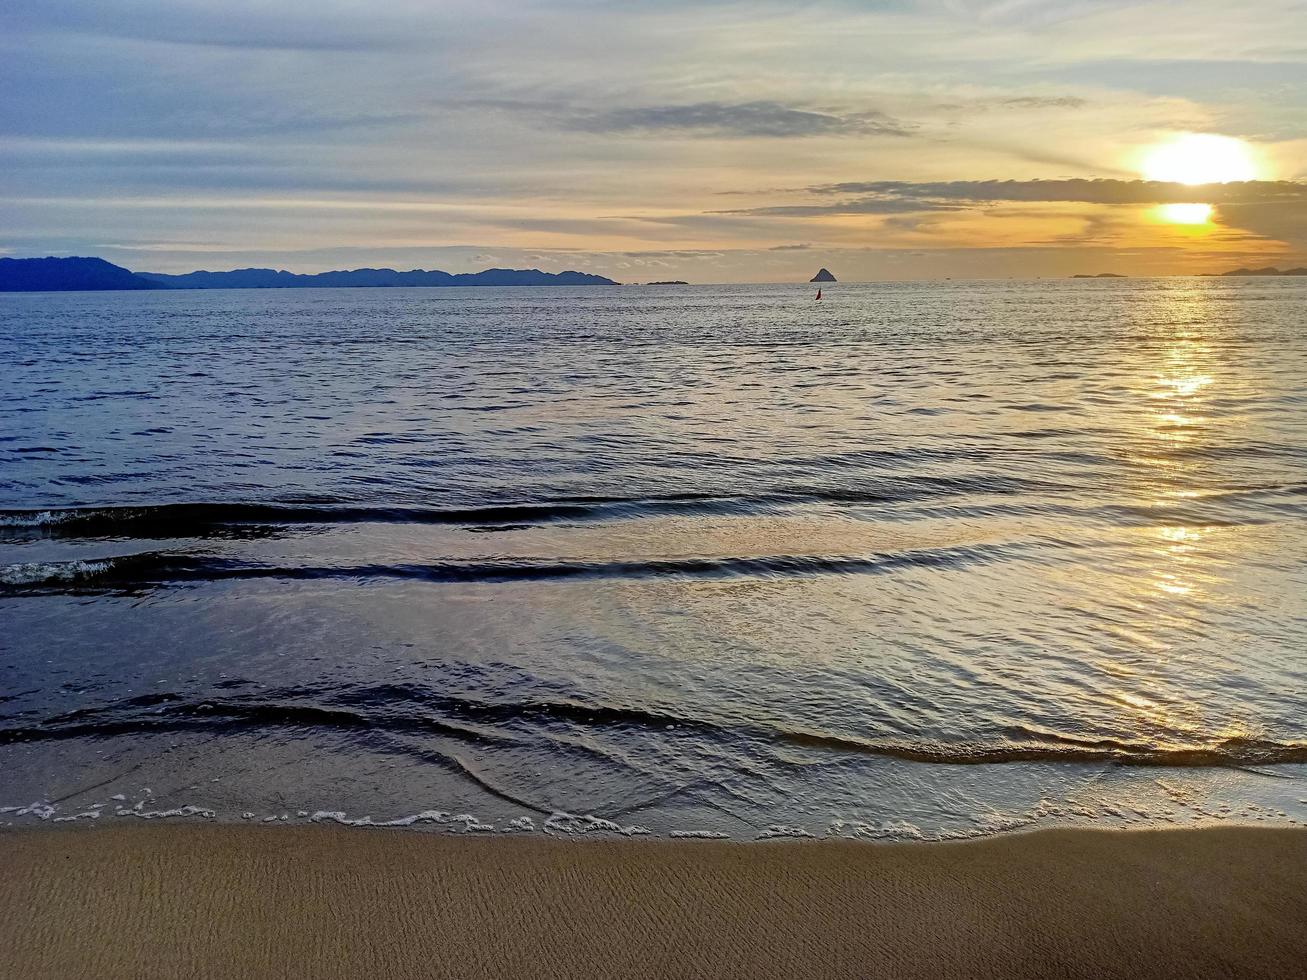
[2,824,1305,979]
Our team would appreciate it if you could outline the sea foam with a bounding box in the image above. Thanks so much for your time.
[0,558,115,586]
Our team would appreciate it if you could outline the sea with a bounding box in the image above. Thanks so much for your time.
[2,279,1305,840]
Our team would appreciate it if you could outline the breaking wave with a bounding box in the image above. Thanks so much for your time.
[4,687,1305,770]
[3,479,1298,542]
[0,484,1039,539]
[0,558,117,587]
[0,540,1055,594]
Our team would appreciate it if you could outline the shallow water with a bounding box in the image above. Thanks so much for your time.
[2,280,1306,838]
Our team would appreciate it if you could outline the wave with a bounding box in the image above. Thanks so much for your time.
[3,689,1305,770]
[0,490,973,538]
[4,477,1301,540]
[0,542,1034,593]
[0,509,80,528]
[0,501,606,536]
[0,475,1069,539]
[0,558,117,587]
[775,727,1307,768]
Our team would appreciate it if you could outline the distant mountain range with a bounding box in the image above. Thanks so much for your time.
[140,266,619,289]
[1214,267,1307,277]
[4,255,1307,292]
[0,256,163,291]
[0,256,619,291]
[1074,268,1307,280]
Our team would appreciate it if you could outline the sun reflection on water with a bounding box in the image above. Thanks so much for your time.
[1107,286,1243,748]
[1150,525,1209,598]
[1141,326,1224,595]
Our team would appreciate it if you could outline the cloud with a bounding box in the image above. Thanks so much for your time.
[716,199,964,217]
[1214,201,1307,244]
[614,253,726,265]
[995,96,1090,110]
[702,178,1307,255]
[4,0,1306,273]
[723,180,1307,217]
[933,95,1091,112]
[811,179,1307,204]
[1,0,420,52]
[566,101,913,139]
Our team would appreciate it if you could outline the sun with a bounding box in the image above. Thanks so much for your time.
[1142,134,1258,185]
[1156,203,1213,225]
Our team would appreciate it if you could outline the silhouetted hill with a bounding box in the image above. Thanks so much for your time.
[810,268,837,282]
[1218,267,1307,277]
[139,266,619,288]
[1071,273,1126,278]
[0,256,164,291]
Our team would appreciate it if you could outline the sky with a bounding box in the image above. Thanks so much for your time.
[2,0,1306,282]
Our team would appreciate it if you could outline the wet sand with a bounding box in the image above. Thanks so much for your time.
[2,825,1304,979]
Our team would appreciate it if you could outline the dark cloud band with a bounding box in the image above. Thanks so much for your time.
[720,179,1307,217]
[567,101,913,139]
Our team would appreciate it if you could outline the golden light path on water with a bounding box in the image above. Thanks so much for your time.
[1116,282,1256,755]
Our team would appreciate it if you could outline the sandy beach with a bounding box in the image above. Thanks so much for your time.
[2,824,1304,979]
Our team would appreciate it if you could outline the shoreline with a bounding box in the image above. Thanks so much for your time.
[3,825,1305,979]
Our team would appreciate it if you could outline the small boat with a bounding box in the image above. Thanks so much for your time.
[815,289,822,301]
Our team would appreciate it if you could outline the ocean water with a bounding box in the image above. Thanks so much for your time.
[2,279,1305,839]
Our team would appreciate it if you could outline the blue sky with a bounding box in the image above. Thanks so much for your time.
[2,0,1305,280]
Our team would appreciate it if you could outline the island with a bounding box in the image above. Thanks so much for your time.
[1071,273,1127,278]
[646,281,689,285]
[810,268,837,283]
[0,255,620,291]
[1218,267,1307,277]
[0,256,164,291]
